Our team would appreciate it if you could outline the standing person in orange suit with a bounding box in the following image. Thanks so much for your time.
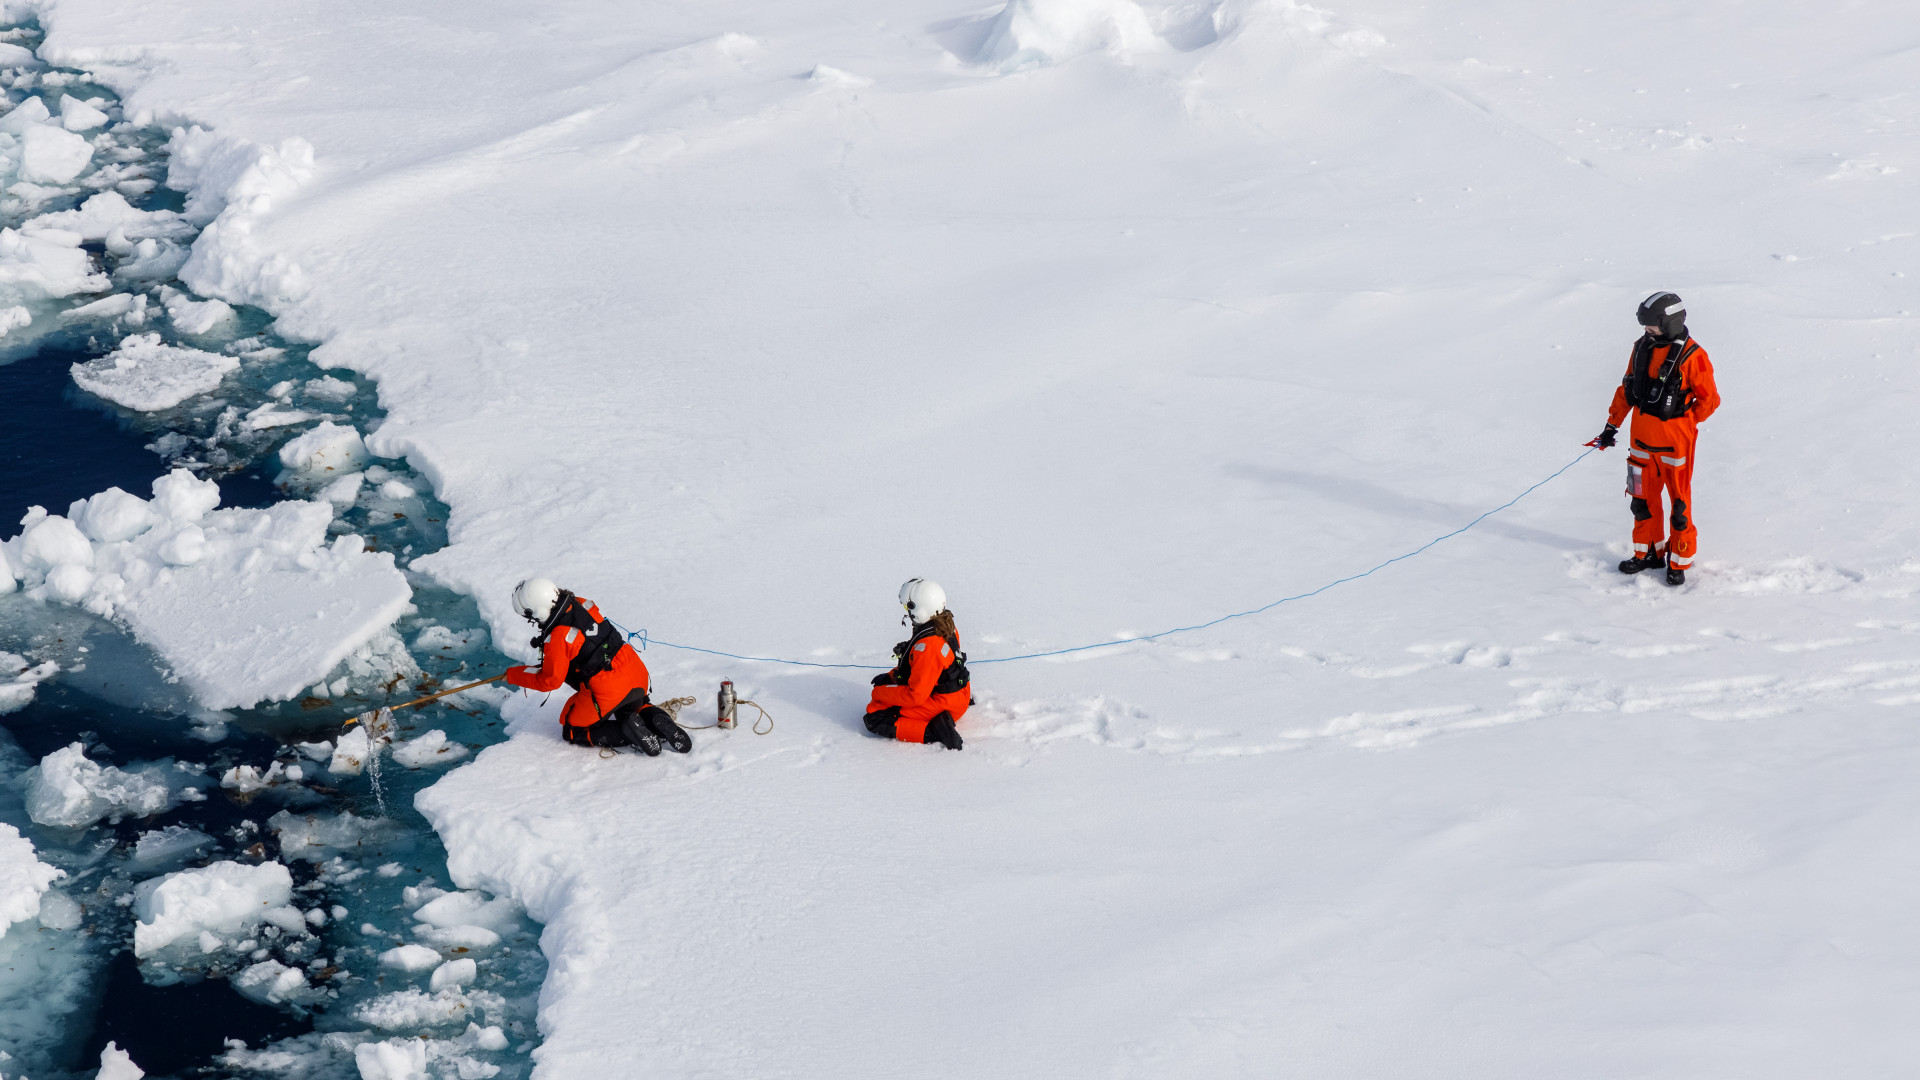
[504,577,690,755]
[865,578,970,751]
[1590,292,1721,586]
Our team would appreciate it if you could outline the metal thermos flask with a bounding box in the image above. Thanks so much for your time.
[718,680,737,729]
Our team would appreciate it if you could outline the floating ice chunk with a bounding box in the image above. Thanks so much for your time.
[220,760,290,793]
[392,730,468,769]
[19,124,92,183]
[353,987,503,1032]
[0,655,56,715]
[0,547,13,597]
[150,468,221,522]
[329,726,374,776]
[317,471,363,508]
[69,487,159,543]
[412,890,521,935]
[354,1038,428,1080]
[18,512,92,572]
[61,292,147,323]
[24,743,185,828]
[92,1041,145,1080]
[112,236,188,283]
[232,959,321,1007]
[70,333,240,411]
[159,286,235,336]
[0,44,36,72]
[978,0,1161,68]
[262,905,309,934]
[414,625,487,657]
[378,479,416,499]
[130,859,294,957]
[380,944,444,972]
[303,375,356,402]
[429,957,476,992]
[0,224,108,297]
[295,740,332,762]
[241,402,320,430]
[0,823,64,937]
[131,825,214,869]
[58,96,108,132]
[35,889,82,930]
[269,809,388,862]
[0,96,49,137]
[0,304,29,336]
[277,421,370,489]
[26,190,192,242]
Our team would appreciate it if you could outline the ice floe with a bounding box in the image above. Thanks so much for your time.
[69,332,240,411]
[23,742,201,828]
[0,823,62,937]
[1,469,412,709]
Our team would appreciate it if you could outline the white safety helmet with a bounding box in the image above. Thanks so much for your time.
[511,577,561,625]
[898,578,947,626]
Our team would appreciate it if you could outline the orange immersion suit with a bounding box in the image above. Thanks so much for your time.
[504,595,652,737]
[865,623,971,744]
[1605,336,1720,569]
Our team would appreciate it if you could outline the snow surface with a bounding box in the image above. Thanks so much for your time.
[26,0,1920,1075]
[1,469,413,708]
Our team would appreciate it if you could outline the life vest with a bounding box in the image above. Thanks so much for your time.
[891,623,969,695]
[1623,337,1699,421]
[531,592,625,690]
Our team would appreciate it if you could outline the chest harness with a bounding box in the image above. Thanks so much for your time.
[531,591,626,690]
[891,623,970,695]
[1623,337,1699,422]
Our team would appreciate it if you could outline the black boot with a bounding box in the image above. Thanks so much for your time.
[1665,566,1686,587]
[643,707,692,754]
[924,711,963,751]
[864,706,901,739]
[1618,552,1666,575]
[619,713,662,756]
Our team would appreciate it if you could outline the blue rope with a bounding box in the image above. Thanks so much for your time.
[618,447,1597,671]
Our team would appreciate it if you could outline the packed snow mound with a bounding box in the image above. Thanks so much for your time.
[0,823,63,938]
[0,225,110,298]
[164,125,314,308]
[979,0,1161,67]
[23,743,201,829]
[69,332,240,411]
[130,859,295,957]
[1,471,413,709]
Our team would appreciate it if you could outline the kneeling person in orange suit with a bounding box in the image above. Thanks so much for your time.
[865,577,969,751]
[1591,291,1721,587]
[503,577,691,755]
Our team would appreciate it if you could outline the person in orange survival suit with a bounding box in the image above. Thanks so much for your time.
[864,578,969,751]
[1590,291,1721,587]
[503,577,691,755]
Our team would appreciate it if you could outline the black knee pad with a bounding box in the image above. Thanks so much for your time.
[1629,498,1652,522]
[864,706,901,738]
[1670,499,1688,531]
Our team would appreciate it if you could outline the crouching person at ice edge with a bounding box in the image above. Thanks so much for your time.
[504,577,691,755]
[865,578,970,751]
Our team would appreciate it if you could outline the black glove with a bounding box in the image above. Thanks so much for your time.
[870,673,891,687]
[1589,424,1617,449]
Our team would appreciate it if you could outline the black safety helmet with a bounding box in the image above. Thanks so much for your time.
[1636,291,1688,340]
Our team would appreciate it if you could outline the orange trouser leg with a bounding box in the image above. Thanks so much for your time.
[1629,457,1667,556]
[1662,454,1696,568]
